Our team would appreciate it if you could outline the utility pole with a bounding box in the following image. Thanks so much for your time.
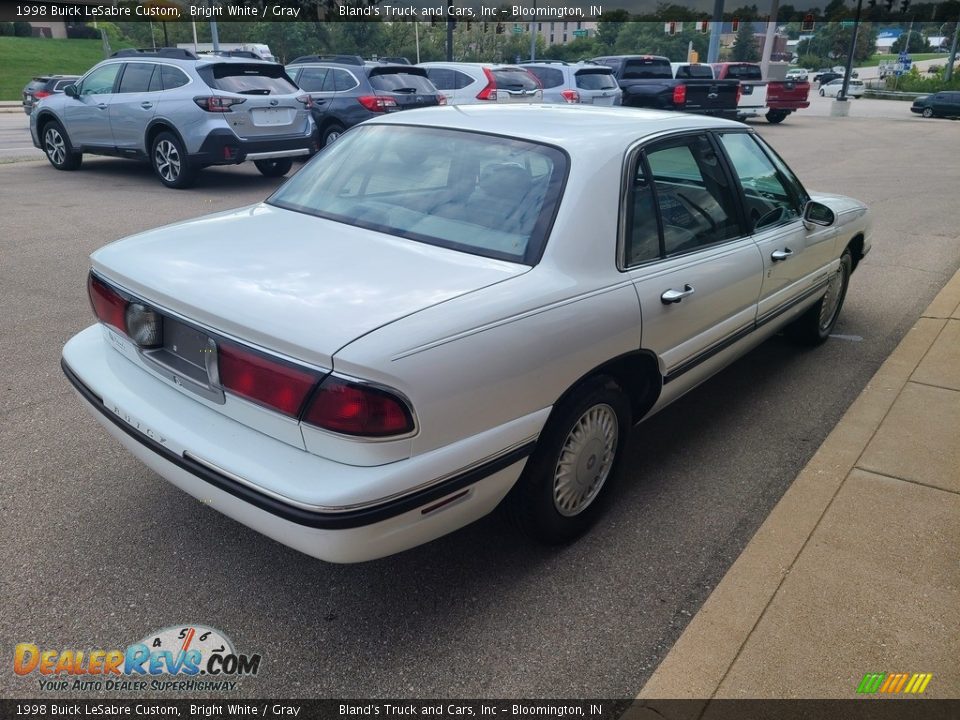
[760,0,779,78]
[707,0,724,63]
[529,1,537,61]
[839,0,864,101]
[946,16,959,81]
[208,0,219,51]
[446,0,453,61]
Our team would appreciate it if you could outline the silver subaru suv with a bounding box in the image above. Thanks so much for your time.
[30,48,317,188]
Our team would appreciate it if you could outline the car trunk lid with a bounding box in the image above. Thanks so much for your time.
[90,204,529,370]
[368,66,441,110]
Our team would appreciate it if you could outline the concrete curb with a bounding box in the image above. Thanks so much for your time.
[638,267,960,700]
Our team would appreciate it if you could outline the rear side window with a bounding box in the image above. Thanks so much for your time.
[425,68,454,89]
[333,69,358,92]
[199,63,298,95]
[575,70,618,90]
[369,71,436,94]
[159,65,190,91]
[493,69,540,91]
[296,67,329,92]
[525,67,565,89]
[118,63,156,93]
[622,59,672,79]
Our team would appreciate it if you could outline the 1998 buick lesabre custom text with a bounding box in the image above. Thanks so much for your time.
[62,106,871,563]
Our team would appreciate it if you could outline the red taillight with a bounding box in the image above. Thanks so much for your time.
[296,94,314,110]
[561,89,580,103]
[357,95,398,112]
[218,342,320,418]
[193,96,246,113]
[476,68,498,101]
[304,377,414,437]
[88,274,127,334]
[34,90,52,99]
[672,84,687,105]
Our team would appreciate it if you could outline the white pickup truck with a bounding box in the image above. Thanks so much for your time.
[671,62,770,121]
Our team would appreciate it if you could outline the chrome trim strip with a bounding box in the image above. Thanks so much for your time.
[245,149,310,160]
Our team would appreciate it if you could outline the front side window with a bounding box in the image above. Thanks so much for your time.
[80,64,121,96]
[719,132,804,231]
[268,125,568,265]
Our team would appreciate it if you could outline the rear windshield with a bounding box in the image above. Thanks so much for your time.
[675,65,713,79]
[368,71,437,94]
[268,124,568,265]
[622,59,672,79]
[723,64,762,80]
[493,69,540,91]
[574,70,618,90]
[198,63,298,95]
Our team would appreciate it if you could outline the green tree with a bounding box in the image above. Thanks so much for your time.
[596,9,631,49]
[891,30,930,54]
[731,21,759,61]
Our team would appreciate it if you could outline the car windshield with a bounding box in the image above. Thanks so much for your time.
[268,125,568,264]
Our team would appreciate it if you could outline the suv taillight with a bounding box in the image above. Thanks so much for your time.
[561,89,580,103]
[193,96,246,113]
[303,377,414,437]
[357,95,398,112]
[672,84,687,105]
[33,90,52,100]
[476,68,498,101]
[296,94,314,110]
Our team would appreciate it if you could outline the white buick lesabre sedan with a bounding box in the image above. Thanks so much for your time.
[62,105,871,563]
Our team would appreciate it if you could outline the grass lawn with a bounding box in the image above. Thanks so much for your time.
[0,36,133,100]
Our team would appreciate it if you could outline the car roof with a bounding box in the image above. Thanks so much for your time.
[366,104,743,151]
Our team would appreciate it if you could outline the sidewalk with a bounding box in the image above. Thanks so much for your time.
[638,269,960,700]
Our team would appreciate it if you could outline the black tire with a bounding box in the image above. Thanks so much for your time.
[766,110,788,124]
[150,131,196,189]
[41,119,82,171]
[819,89,826,96]
[788,248,853,346]
[509,375,631,544]
[254,158,293,177]
[922,107,934,118]
[320,123,345,148]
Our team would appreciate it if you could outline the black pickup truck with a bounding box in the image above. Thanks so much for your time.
[591,55,740,119]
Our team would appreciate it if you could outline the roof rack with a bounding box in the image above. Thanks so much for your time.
[197,49,263,60]
[288,54,365,66]
[519,59,569,65]
[111,47,198,60]
[374,57,411,65]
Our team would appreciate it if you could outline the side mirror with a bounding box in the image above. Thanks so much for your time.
[64,84,79,99]
[803,200,835,230]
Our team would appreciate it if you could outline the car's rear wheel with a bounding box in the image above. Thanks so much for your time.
[321,123,345,148]
[151,131,196,189]
[254,158,294,177]
[788,248,853,346]
[922,107,934,118]
[509,375,631,544]
[42,120,82,171]
[766,109,788,124]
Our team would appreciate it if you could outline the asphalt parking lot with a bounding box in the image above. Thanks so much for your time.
[2,103,959,699]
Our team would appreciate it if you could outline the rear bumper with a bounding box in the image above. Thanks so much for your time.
[192,127,317,166]
[767,101,810,110]
[61,326,535,563]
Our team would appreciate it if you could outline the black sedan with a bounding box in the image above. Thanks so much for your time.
[910,91,960,118]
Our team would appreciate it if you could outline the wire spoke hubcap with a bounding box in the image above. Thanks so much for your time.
[45,129,65,165]
[553,404,618,517]
[155,140,181,182]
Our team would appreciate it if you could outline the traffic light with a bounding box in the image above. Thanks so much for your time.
[667,21,676,35]
[900,0,910,11]
[495,22,504,34]
[801,14,814,31]
[731,18,740,31]
[698,20,709,33]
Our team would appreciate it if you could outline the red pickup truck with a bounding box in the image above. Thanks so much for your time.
[765,78,811,123]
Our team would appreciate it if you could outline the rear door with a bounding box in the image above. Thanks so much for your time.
[368,66,441,110]
[109,62,158,152]
[196,62,309,138]
[290,65,333,124]
[574,68,621,105]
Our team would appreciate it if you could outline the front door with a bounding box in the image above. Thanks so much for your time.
[64,62,122,149]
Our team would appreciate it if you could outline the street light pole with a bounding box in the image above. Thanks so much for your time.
[839,0,864,101]
[946,16,959,82]
[707,0,723,63]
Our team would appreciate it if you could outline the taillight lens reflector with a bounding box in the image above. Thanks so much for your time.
[476,68,498,101]
[357,95,398,112]
[561,89,580,103]
[218,342,320,417]
[88,274,128,334]
[304,377,413,437]
[34,90,52,99]
[193,96,246,112]
[672,84,687,105]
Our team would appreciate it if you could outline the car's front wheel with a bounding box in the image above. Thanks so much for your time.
[254,158,294,177]
[922,107,934,118]
[788,248,853,346]
[509,375,631,543]
[151,131,196,189]
[42,120,82,171]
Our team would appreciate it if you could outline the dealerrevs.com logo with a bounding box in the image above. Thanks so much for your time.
[14,625,262,692]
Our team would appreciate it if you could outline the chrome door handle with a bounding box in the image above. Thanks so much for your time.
[96,103,107,109]
[661,284,695,304]
[141,102,153,108]
[771,248,794,261]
